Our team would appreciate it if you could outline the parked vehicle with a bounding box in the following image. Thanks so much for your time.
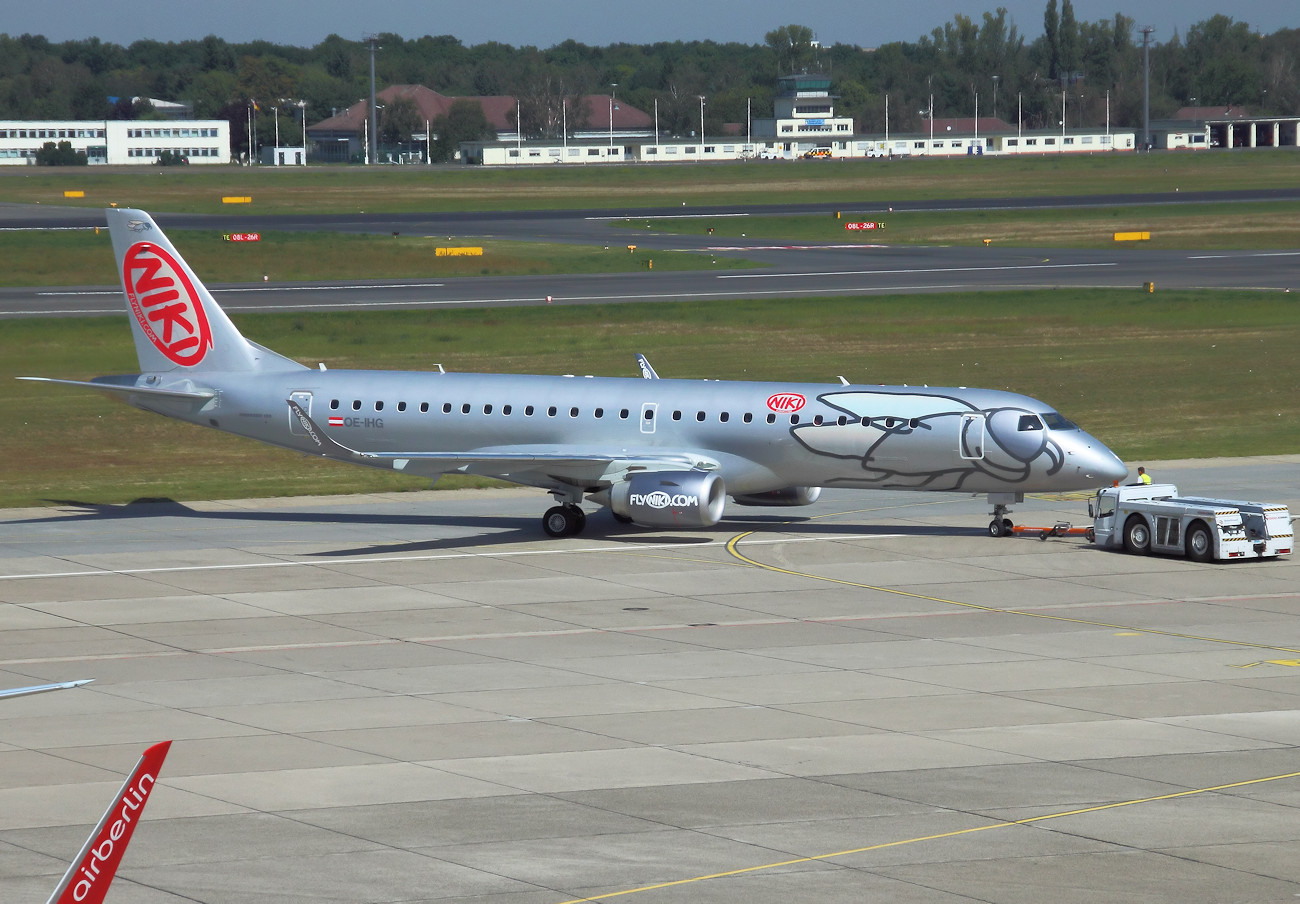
[1089,483,1292,561]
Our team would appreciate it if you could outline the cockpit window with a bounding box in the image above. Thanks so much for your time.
[1018,415,1044,431]
[1041,412,1078,430]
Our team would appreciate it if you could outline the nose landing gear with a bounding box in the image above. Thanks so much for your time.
[986,494,1021,538]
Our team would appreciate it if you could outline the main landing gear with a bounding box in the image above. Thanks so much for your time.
[542,504,587,537]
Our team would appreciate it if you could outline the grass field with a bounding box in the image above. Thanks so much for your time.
[0,229,749,287]
[4,289,1296,508]
[618,201,1300,250]
[3,152,1298,214]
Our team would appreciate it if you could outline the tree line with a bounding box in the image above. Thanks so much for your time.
[2,6,1295,158]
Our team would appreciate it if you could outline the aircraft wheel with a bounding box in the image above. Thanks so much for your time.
[543,506,578,538]
[988,519,1005,538]
[1186,521,1214,562]
[567,505,587,535]
[1123,516,1151,555]
[1003,518,1015,536]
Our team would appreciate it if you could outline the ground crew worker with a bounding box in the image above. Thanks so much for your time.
[1137,466,1151,485]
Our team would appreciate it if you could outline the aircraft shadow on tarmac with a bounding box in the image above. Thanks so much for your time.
[20,499,989,554]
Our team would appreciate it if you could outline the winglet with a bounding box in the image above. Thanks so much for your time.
[46,740,171,904]
[635,354,659,380]
[0,679,94,701]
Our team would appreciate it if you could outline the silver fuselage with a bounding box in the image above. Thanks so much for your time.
[135,368,1126,496]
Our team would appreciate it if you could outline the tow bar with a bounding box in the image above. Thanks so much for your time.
[1009,522,1096,542]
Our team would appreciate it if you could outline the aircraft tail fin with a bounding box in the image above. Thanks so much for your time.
[106,208,302,374]
[46,740,171,904]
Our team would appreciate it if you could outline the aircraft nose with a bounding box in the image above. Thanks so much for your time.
[1070,435,1128,484]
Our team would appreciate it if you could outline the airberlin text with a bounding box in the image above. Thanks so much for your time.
[70,772,157,902]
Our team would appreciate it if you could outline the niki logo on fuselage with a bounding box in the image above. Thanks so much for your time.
[122,242,213,367]
[791,391,1064,489]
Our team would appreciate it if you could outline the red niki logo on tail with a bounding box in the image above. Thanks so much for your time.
[123,242,213,366]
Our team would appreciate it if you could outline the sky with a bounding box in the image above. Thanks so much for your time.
[11,0,1289,49]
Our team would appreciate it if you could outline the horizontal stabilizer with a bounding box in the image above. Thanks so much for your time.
[19,376,215,401]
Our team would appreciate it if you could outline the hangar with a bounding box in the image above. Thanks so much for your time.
[1152,105,1300,150]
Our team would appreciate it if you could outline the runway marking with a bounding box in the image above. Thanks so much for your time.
[718,262,1118,279]
[553,769,1300,904]
[0,533,906,582]
[1187,251,1300,259]
[724,532,1300,656]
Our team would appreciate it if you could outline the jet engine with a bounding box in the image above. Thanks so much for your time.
[603,471,726,528]
[731,486,822,507]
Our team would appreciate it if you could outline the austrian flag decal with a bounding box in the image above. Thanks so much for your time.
[123,242,213,366]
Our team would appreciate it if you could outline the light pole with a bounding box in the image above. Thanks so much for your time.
[991,75,1000,121]
[698,95,706,149]
[608,83,617,149]
[272,105,280,150]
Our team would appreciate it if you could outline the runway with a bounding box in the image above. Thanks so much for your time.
[4,244,1298,319]
[3,190,1299,318]
[3,456,1299,903]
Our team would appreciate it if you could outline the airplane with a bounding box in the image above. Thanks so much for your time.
[22,208,1129,538]
[46,740,171,904]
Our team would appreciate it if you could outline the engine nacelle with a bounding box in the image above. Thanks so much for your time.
[606,471,726,528]
[731,486,822,507]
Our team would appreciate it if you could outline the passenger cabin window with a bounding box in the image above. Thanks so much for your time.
[548,406,557,417]
[375,401,384,411]
[743,413,753,424]
[594,408,604,418]
[443,403,452,413]
[503,405,512,416]
[569,407,579,418]
[330,399,340,410]
[461,404,471,414]
[813,415,823,425]
[420,402,429,413]
[696,411,706,422]
[483,404,492,414]
[525,405,535,416]
[790,414,800,424]
[620,409,629,419]
[352,400,361,410]
[719,412,729,423]
[672,410,682,421]
[397,402,406,412]
[767,413,776,424]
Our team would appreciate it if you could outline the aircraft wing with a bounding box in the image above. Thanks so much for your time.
[287,400,718,488]
[0,679,94,700]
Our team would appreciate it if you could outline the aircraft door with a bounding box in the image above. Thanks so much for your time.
[289,391,313,435]
[959,413,985,460]
[640,402,658,434]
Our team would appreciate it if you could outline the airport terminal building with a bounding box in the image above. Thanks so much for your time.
[0,119,231,165]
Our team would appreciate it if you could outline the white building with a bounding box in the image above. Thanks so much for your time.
[0,120,231,165]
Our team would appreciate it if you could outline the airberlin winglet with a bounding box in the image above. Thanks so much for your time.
[46,740,171,904]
